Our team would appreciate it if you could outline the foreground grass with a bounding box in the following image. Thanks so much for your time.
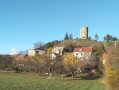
[0,72,106,90]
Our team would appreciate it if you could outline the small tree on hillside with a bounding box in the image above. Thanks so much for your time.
[34,41,44,49]
[95,33,98,41]
[64,32,69,40]
[97,43,105,58]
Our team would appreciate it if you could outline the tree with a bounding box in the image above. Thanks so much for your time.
[42,47,63,79]
[0,55,14,71]
[97,43,105,58]
[63,52,80,77]
[13,56,44,73]
[104,34,117,42]
[43,40,61,51]
[95,33,98,41]
[105,43,119,90]
[111,37,117,41]
[64,32,69,40]
[34,41,44,49]
[64,44,74,52]
[88,53,100,66]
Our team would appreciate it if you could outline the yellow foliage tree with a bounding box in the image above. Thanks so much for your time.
[47,47,52,57]
[63,52,80,77]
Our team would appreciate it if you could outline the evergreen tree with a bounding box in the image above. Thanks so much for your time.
[64,32,69,40]
[95,33,98,41]
[104,34,117,42]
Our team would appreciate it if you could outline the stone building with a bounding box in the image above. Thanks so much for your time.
[73,47,92,61]
[52,47,64,56]
[28,49,45,56]
[80,27,88,39]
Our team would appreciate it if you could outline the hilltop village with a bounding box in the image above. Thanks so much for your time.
[12,26,107,76]
[14,27,93,61]
[1,26,119,88]
[13,26,106,64]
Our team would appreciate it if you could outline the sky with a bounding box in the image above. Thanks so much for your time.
[0,0,119,54]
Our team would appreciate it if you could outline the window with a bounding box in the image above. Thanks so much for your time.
[80,53,82,56]
[79,49,82,52]
[76,53,79,56]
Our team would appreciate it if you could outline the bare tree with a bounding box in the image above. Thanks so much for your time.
[88,53,100,66]
[42,55,63,79]
[0,55,14,71]
[34,41,44,49]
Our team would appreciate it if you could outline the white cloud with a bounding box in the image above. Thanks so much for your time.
[9,49,20,55]
[9,49,28,55]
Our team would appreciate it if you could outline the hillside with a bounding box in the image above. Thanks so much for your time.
[55,39,102,48]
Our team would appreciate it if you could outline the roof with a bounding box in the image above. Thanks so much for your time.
[12,54,27,58]
[74,47,92,52]
[16,54,27,58]
[12,54,20,57]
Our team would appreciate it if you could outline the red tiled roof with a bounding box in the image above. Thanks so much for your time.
[16,54,27,58]
[74,47,92,52]
[12,54,20,57]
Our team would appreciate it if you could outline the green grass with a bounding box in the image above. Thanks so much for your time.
[0,72,106,90]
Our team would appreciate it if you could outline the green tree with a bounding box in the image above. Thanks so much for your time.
[106,34,111,42]
[64,32,69,40]
[97,43,105,58]
[95,33,98,41]
[104,34,117,42]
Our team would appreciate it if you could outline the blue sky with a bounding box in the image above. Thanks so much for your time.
[0,0,119,54]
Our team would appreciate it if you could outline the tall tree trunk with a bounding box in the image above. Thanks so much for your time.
[49,72,52,79]
[71,72,74,77]
[47,69,52,79]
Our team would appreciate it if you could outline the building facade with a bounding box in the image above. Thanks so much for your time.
[28,49,45,56]
[74,47,92,61]
[52,47,64,56]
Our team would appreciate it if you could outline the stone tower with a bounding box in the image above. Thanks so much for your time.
[80,27,88,39]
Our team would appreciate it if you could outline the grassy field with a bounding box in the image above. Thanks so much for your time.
[0,72,106,90]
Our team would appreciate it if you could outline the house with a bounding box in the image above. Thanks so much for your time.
[52,47,64,55]
[28,49,45,56]
[50,47,64,59]
[73,47,92,61]
[50,53,60,59]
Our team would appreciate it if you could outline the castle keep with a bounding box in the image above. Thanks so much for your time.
[80,27,88,39]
